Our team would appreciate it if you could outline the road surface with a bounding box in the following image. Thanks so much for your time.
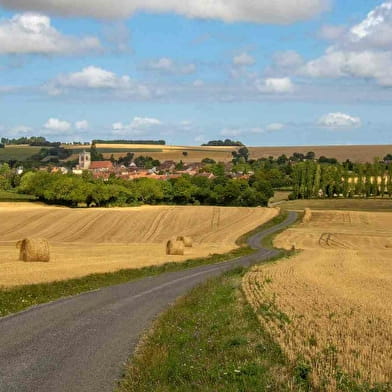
[0,211,297,392]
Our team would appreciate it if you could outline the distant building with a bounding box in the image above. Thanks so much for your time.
[89,161,114,172]
[79,150,91,170]
[72,169,83,175]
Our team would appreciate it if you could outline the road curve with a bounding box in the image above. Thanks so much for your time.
[0,211,297,392]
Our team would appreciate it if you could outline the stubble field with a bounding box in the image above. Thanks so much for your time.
[243,209,392,390]
[0,203,277,287]
[63,143,392,163]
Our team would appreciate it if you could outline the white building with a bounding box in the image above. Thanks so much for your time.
[79,151,91,170]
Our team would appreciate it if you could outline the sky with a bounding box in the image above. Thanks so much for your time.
[0,0,392,146]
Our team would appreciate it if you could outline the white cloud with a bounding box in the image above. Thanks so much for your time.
[146,57,196,74]
[300,2,392,86]
[301,49,392,86]
[112,117,162,135]
[44,118,71,132]
[56,66,131,89]
[0,13,100,55]
[46,66,152,98]
[266,123,285,131]
[318,24,346,41]
[233,52,255,66]
[272,51,304,68]
[318,112,362,129]
[350,1,392,47]
[257,77,295,93]
[75,120,89,130]
[0,0,330,24]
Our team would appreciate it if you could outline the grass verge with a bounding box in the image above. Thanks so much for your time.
[0,190,37,202]
[0,247,251,318]
[117,268,306,392]
[0,212,286,318]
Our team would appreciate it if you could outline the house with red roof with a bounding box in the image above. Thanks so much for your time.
[89,161,114,172]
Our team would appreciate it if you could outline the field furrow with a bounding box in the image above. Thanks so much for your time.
[243,209,392,390]
[0,203,278,286]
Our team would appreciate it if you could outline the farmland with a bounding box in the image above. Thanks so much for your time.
[1,142,392,164]
[279,198,392,212]
[0,145,41,161]
[243,209,392,389]
[0,203,277,287]
[61,143,392,164]
[64,143,236,163]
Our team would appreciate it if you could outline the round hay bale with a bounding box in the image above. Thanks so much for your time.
[176,236,193,248]
[16,238,50,262]
[291,243,296,251]
[166,240,185,256]
[302,208,312,223]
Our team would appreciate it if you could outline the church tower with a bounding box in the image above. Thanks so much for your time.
[79,150,91,170]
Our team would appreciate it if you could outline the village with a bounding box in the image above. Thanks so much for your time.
[45,150,254,182]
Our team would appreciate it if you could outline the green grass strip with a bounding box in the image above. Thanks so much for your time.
[0,247,252,318]
[117,268,306,392]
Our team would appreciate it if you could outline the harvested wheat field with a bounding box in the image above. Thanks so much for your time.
[243,209,392,390]
[0,203,277,287]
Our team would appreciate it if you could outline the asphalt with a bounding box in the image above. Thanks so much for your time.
[0,210,297,392]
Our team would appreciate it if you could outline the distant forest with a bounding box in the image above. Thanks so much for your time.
[202,139,244,146]
[1,137,61,147]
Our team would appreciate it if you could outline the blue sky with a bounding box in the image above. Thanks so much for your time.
[0,0,392,146]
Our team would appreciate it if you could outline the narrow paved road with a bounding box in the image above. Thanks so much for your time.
[0,211,297,392]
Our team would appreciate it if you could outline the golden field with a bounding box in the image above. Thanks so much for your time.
[64,143,392,163]
[0,203,277,287]
[243,210,392,389]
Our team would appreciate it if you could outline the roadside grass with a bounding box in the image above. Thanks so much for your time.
[117,268,305,392]
[117,209,383,392]
[236,210,288,247]
[279,198,392,212]
[0,190,37,202]
[0,247,252,318]
[269,191,291,204]
[0,213,285,318]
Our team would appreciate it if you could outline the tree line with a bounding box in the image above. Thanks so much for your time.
[17,171,274,208]
[291,160,392,199]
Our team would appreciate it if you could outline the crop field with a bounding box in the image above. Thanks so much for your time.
[0,203,277,287]
[249,144,392,163]
[279,198,392,212]
[65,144,392,163]
[3,143,391,163]
[243,209,392,390]
[64,143,236,163]
[0,145,41,161]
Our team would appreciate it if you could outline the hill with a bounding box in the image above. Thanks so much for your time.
[0,203,277,286]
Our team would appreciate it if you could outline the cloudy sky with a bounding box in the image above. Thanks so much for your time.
[1,0,392,145]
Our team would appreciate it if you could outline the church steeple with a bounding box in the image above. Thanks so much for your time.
[79,150,91,170]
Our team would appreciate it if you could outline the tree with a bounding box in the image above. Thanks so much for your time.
[0,163,12,190]
[277,154,288,165]
[90,144,104,161]
[305,151,316,160]
[172,176,197,204]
